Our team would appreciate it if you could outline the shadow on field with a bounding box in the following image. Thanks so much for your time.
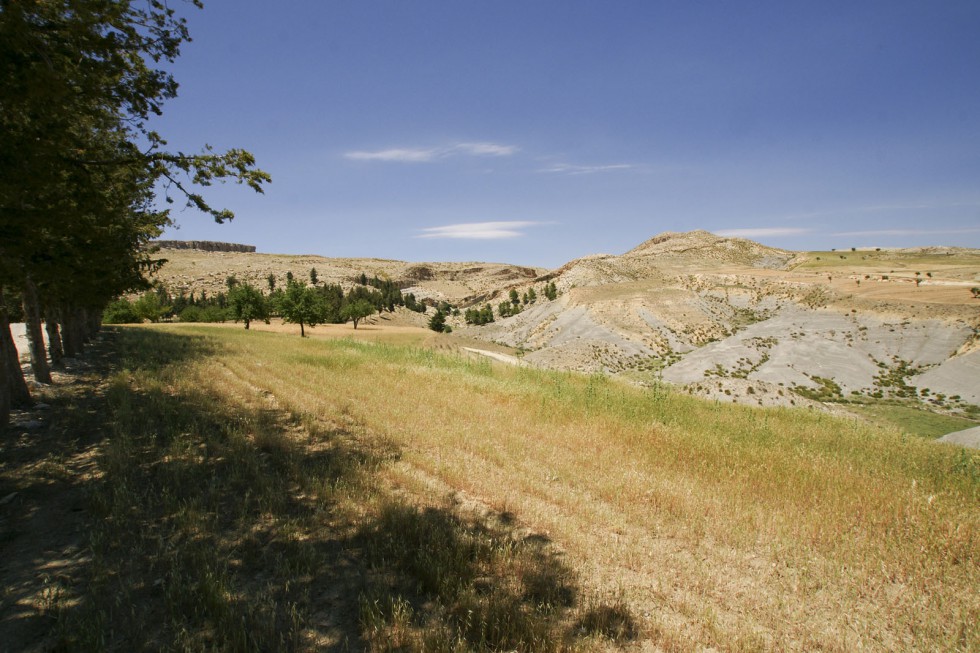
[0,328,216,650]
[4,327,627,651]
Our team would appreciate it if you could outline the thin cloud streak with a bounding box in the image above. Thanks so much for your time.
[455,142,519,156]
[716,227,813,238]
[417,221,543,240]
[345,141,518,163]
[344,148,440,162]
[539,162,635,175]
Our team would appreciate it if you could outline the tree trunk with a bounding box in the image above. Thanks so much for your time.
[86,308,101,338]
[61,306,82,358]
[63,307,86,356]
[0,316,9,429]
[61,307,78,357]
[79,307,92,343]
[0,289,33,408]
[22,277,52,384]
[300,321,305,337]
[45,309,64,367]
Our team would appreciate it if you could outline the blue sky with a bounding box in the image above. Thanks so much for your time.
[156,1,980,268]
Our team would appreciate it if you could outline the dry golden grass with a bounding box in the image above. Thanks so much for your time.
[128,324,979,652]
[54,324,977,651]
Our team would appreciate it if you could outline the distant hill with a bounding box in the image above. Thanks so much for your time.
[149,248,547,306]
[149,230,980,415]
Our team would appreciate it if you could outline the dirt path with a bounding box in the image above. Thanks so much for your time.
[461,347,526,366]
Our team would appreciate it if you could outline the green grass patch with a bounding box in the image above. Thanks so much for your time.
[843,401,980,439]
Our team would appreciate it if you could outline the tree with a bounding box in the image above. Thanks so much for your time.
[103,298,140,324]
[428,309,447,333]
[509,289,520,306]
[280,281,324,337]
[266,273,276,292]
[0,1,269,425]
[228,283,268,330]
[341,299,375,329]
[544,282,558,301]
[133,292,168,323]
[309,267,319,286]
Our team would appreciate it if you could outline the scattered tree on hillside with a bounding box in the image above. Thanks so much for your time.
[544,282,558,301]
[464,304,496,325]
[428,309,448,333]
[228,283,268,329]
[972,287,980,299]
[266,273,276,292]
[342,299,375,329]
[403,293,424,313]
[310,267,319,286]
[498,301,518,318]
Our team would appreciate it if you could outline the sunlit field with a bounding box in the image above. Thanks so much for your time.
[57,324,978,651]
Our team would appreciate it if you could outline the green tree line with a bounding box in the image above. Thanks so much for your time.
[104,270,428,336]
[0,2,269,427]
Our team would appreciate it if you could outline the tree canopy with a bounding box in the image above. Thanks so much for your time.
[228,283,268,329]
[0,0,270,306]
[0,0,270,425]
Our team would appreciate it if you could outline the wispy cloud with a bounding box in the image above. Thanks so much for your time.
[539,162,635,175]
[454,142,519,157]
[417,221,543,240]
[345,141,518,163]
[344,147,441,163]
[715,227,813,238]
[831,227,980,237]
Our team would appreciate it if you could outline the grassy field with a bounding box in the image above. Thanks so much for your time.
[26,324,980,651]
[791,249,980,277]
[842,401,979,439]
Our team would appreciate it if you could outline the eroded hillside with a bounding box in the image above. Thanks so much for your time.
[458,231,980,413]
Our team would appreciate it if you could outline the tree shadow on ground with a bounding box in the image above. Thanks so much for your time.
[2,327,636,652]
[0,328,218,650]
